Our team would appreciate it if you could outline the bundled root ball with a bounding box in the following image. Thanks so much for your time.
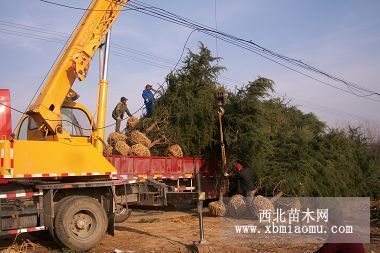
[107,132,127,147]
[126,116,139,130]
[167,144,183,157]
[208,201,227,217]
[227,194,248,217]
[103,145,113,156]
[251,195,275,219]
[129,143,151,156]
[114,141,131,155]
[129,130,151,147]
[276,197,301,211]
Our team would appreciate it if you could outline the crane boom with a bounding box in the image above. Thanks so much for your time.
[27,0,128,135]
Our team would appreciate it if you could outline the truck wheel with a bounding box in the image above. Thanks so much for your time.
[49,195,82,246]
[54,196,108,251]
[115,204,132,223]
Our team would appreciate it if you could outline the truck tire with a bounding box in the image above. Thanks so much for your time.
[115,203,132,223]
[54,196,108,251]
[50,195,83,246]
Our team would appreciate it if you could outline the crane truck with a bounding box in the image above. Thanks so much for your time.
[0,0,226,251]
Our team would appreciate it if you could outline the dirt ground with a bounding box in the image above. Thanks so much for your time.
[0,205,379,253]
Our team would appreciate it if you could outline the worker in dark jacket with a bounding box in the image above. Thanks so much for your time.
[235,162,255,197]
[112,97,132,132]
[142,84,155,117]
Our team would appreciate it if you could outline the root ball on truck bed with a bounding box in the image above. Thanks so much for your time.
[107,132,127,147]
[114,141,131,155]
[129,130,151,148]
[166,144,183,157]
[129,143,151,156]
[126,116,139,130]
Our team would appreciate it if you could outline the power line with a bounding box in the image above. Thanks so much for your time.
[0,20,68,37]
[125,0,380,100]
[111,50,172,69]
[0,21,244,84]
[0,26,174,69]
[214,0,219,58]
[37,0,130,11]
[35,0,380,101]
[0,28,63,44]
[1,23,198,128]
[1,20,377,123]
[277,94,371,122]
[112,44,176,65]
[11,4,90,134]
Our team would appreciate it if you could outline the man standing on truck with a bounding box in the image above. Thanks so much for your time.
[142,84,155,117]
[112,96,132,132]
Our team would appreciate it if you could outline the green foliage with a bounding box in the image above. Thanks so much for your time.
[224,80,379,197]
[150,42,379,197]
[152,42,225,156]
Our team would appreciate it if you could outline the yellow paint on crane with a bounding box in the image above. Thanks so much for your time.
[10,140,116,177]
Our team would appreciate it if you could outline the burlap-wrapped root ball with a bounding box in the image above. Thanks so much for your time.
[251,195,275,219]
[129,144,151,156]
[129,130,151,147]
[103,145,113,156]
[126,116,139,130]
[107,132,127,147]
[166,144,183,157]
[114,141,131,155]
[208,201,227,217]
[276,197,301,211]
[227,194,248,217]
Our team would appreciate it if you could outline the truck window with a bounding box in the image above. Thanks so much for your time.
[17,117,28,140]
[61,107,91,137]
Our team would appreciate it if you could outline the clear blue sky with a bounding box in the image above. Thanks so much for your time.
[1,0,379,136]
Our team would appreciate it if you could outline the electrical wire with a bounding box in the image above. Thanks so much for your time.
[38,0,130,11]
[0,24,376,122]
[214,0,219,58]
[11,2,91,135]
[35,0,380,100]
[0,101,143,131]
[150,28,199,96]
[0,27,175,68]
[126,0,380,100]
[1,26,199,132]
[1,18,378,128]
[0,21,243,85]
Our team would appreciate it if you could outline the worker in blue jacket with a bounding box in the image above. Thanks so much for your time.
[142,84,155,117]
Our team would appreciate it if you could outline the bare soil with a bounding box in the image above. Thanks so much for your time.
[0,206,379,253]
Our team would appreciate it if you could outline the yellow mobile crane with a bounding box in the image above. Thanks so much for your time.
[0,0,129,250]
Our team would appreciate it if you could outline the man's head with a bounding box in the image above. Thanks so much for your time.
[235,162,243,172]
[120,96,128,104]
[145,84,153,90]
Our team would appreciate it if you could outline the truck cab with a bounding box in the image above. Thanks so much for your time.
[16,101,95,144]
